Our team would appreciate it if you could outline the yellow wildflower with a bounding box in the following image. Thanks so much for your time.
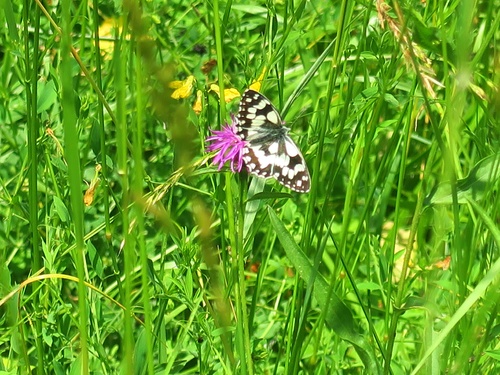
[193,90,203,115]
[210,84,241,103]
[170,75,196,99]
[249,67,267,92]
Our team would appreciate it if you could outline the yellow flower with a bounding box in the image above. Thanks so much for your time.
[170,75,196,99]
[222,88,241,102]
[193,90,203,114]
[249,67,267,92]
[84,164,102,207]
[210,84,241,103]
[98,17,126,59]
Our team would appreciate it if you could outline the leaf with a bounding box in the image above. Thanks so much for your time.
[484,350,500,361]
[2,0,19,42]
[384,93,400,107]
[0,263,17,326]
[134,328,148,375]
[246,191,292,201]
[52,196,71,223]
[356,281,382,291]
[411,199,500,374]
[243,177,266,239]
[427,154,500,205]
[88,241,103,279]
[37,80,57,114]
[231,5,269,15]
[69,352,82,375]
[268,207,382,374]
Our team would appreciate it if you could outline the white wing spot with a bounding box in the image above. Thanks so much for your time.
[294,163,305,172]
[255,101,267,110]
[268,142,279,154]
[266,111,279,124]
[285,140,299,157]
[277,154,290,167]
[253,115,267,126]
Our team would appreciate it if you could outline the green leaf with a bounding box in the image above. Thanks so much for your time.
[52,196,71,223]
[246,191,292,201]
[484,350,500,361]
[267,207,382,374]
[88,241,103,279]
[356,281,382,291]
[69,352,82,375]
[1,0,19,42]
[243,177,266,239]
[134,328,147,375]
[0,263,17,326]
[231,4,267,15]
[411,199,500,375]
[361,86,378,99]
[427,154,500,205]
[37,80,57,114]
[384,93,400,107]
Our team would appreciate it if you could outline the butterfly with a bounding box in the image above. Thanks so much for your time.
[236,89,310,193]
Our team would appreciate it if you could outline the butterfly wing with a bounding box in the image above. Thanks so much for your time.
[236,89,311,193]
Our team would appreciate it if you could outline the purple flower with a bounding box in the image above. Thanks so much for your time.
[206,116,246,173]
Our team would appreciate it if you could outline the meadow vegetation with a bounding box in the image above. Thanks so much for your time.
[0,0,499,373]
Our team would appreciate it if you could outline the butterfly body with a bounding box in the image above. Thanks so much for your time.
[236,89,311,193]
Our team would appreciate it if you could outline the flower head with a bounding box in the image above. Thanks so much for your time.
[209,85,241,103]
[169,75,196,99]
[206,116,245,173]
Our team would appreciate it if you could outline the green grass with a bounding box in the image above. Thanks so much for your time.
[1,0,499,373]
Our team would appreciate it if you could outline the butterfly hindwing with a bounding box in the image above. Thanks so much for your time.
[236,89,310,193]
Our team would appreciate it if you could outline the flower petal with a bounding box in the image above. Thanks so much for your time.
[171,75,196,99]
[205,120,246,173]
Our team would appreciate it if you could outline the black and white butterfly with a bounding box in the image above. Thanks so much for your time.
[236,89,310,193]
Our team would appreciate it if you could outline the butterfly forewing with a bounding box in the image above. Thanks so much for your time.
[236,89,310,193]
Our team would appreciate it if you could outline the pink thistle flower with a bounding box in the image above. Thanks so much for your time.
[206,115,246,173]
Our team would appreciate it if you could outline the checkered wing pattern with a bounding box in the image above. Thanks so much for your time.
[236,89,310,193]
